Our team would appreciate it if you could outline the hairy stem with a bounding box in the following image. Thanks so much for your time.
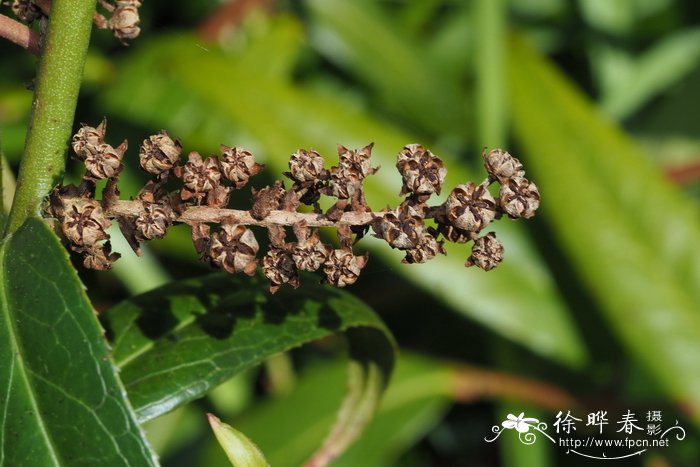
[0,13,41,55]
[4,0,97,236]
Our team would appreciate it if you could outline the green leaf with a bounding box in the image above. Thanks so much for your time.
[208,414,269,467]
[508,35,700,423]
[0,218,156,466]
[102,32,587,367]
[103,273,396,461]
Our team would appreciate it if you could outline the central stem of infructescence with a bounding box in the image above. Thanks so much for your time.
[4,0,97,236]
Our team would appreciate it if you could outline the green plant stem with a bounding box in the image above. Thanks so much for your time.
[4,0,97,236]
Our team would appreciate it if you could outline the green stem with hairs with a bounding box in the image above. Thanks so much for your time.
[4,0,97,236]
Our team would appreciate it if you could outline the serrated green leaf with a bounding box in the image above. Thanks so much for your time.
[0,218,156,466]
[103,272,396,463]
[508,35,700,423]
[101,32,587,366]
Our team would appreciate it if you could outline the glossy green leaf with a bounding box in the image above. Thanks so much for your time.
[0,218,156,466]
[221,354,453,467]
[208,414,269,467]
[508,36,700,422]
[104,273,395,463]
[101,31,587,366]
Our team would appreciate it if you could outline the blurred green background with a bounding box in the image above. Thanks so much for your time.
[3,0,700,465]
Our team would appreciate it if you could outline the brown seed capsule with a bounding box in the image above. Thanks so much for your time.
[436,223,476,244]
[326,163,361,200]
[292,230,331,272]
[396,144,447,196]
[61,199,110,247]
[209,223,259,276]
[403,232,445,264]
[467,232,503,271]
[337,143,378,180]
[499,176,540,219]
[11,0,41,23]
[444,182,496,232]
[140,131,182,175]
[135,202,172,240]
[372,203,424,250]
[72,120,106,159]
[84,141,126,180]
[83,243,120,271]
[483,148,525,181]
[110,1,141,42]
[262,247,299,293]
[287,149,326,184]
[250,181,286,220]
[182,152,221,195]
[323,249,369,287]
[220,145,264,189]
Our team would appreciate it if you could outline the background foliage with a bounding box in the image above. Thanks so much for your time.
[2,0,700,465]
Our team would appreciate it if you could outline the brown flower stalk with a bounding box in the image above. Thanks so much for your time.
[49,121,541,292]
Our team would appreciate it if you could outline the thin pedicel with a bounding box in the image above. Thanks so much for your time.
[49,120,541,292]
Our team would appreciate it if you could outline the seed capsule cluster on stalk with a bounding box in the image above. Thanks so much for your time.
[49,120,540,293]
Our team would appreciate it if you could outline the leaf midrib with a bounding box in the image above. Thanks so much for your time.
[0,238,61,466]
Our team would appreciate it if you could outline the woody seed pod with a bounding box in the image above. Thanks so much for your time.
[323,249,369,287]
[403,232,445,264]
[209,224,259,276]
[337,143,377,180]
[11,0,41,23]
[84,141,126,180]
[499,176,540,219]
[396,144,447,195]
[288,149,325,184]
[72,120,106,159]
[220,145,264,189]
[182,152,221,194]
[372,203,424,250]
[467,232,503,271]
[60,199,110,247]
[262,247,299,293]
[444,182,496,232]
[483,148,525,181]
[292,231,331,272]
[110,1,141,42]
[135,202,172,240]
[140,131,182,175]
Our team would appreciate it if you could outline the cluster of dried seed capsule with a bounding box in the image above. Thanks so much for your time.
[49,120,540,293]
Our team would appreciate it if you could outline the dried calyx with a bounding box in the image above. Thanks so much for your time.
[49,121,541,292]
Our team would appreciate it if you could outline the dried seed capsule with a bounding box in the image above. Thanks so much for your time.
[110,1,141,42]
[140,131,182,175]
[209,224,259,276]
[292,231,331,272]
[372,203,424,250]
[467,232,503,271]
[72,120,106,159]
[323,249,369,287]
[182,152,222,194]
[288,149,325,184]
[403,233,445,264]
[84,141,126,180]
[337,143,378,180]
[250,181,286,220]
[262,247,299,293]
[220,145,264,189]
[83,244,120,271]
[444,182,496,232]
[60,199,110,247]
[11,0,41,23]
[396,144,447,196]
[483,149,525,181]
[326,163,361,200]
[436,223,476,244]
[135,202,172,240]
[499,176,540,219]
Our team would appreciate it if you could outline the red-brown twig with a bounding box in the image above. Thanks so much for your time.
[0,13,40,55]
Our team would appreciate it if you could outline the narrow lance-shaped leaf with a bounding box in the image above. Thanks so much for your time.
[102,273,396,463]
[508,35,700,423]
[208,414,269,467]
[0,218,156,466]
